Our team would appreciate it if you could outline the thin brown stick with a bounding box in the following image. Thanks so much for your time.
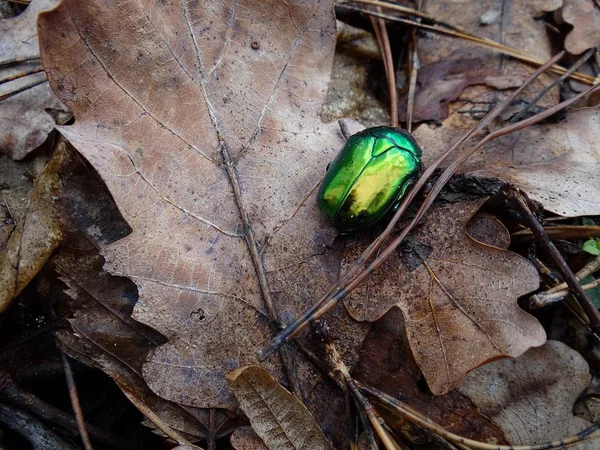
[346,375,397,450]
[510,188,600,333]
[61,353,94,450]
[0,77,47,102]
[514,225,600,242]
[352,394,379,449]
[547,255,600,295]
[208,409,216,450]
[0,67,44,86]
[511,48,595,123]
[531,278,600,307]
[383,423,410,450]
[377,9,397,127]
[370,9,398,127]
[346,389,361,450]
[337,1,596,85]
[361,383,600,450]
[0,371,142,449]
[0,402,79,450]
[561,300,600,347]
[118,383,199,448]
[405,0,423,132]
[0,56,40,69]
[406,35,419,133]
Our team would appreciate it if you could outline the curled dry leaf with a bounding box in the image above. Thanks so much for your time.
[343,199,546,395]
[0,141,66,313]
[0,155,37,246]
[399,58,523,122]
[415,108,600,217]
[457,341,595,449]
[227,366,332,450]
[561,0,600,55]
[0,0,69,160]
[38,2,368,432]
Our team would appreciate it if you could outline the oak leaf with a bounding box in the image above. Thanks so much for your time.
[38,1,367,424]
[562,0,600,55]
[458,340,594,449]
[353,305,509,445]
[343,199,546,395]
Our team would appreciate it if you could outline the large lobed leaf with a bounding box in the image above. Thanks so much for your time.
[344,199,546,395]
[38,0,367,413]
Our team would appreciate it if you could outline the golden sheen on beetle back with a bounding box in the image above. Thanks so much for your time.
[317,126,422,233]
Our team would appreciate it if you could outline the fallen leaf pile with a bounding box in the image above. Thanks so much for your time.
[1,0,599,448]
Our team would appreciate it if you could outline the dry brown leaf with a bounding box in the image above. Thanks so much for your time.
[0,0,69,160]
[56,242,165,380]
[343,199,546,395]
[227,365,332,450]
[575,374,600,424]
[399,58,523,122]
[457,341,594,449]
[38,3,368,436]
[405,3,598,217]
[532,0,564,13]
[0,153,41,246]
[415,108,600,217]
[0,141,65,313]
[353,306,509,446]
[47,144,216,440]
[36,0,547,431]
[562,0,600,55]
[230,426,268,450]
[398,0,557,123]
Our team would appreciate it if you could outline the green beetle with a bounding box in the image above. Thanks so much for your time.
[317,126,422,233]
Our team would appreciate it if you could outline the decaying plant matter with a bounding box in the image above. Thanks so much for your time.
[1,0,600,449]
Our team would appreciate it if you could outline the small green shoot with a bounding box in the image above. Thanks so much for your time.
[583,239,600,256]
